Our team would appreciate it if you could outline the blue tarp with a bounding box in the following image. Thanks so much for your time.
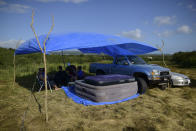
[61,86,139,106]
[15,32,157,56]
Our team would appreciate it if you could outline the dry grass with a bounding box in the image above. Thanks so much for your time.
[0,65,196,131]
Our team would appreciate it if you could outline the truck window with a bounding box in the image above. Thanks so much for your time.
[127,56,146,64]
[115,56,129,65]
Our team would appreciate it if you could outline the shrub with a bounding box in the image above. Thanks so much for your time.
[172,51,196,68]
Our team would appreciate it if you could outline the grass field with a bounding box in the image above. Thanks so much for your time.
[0,50,196,130]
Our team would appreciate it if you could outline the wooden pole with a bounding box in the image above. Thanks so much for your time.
[156,40,168,67]
[13,54,15,88]
[61,51,66,70]
[13,40,21,88]
[43,52,48,121]
[161,40,167,67]
[30,10,54,122]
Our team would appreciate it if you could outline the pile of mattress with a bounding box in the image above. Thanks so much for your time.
[74,74,138,102]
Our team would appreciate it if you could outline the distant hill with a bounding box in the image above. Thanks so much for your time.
[50,50,83,55]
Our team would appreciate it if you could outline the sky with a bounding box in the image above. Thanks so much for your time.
[0,0,196,54]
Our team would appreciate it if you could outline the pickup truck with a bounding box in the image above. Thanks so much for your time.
[89,55,171,94]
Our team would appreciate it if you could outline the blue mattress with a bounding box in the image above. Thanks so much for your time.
[61,86,139,106]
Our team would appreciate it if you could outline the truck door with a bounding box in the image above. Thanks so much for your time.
[111,56,131,75]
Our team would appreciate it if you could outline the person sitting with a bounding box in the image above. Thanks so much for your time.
[77,66,85,80]
[37,68,53,92]
[38,68,45,81]
[53,66,69,89]
[66,65,77,82]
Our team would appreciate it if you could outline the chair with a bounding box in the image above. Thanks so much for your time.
[36,68,52,93]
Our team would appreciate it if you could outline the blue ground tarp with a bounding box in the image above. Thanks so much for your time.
[15,32,157,56]
[61,86,139,106]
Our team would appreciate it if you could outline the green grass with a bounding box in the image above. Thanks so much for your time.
[0,48,196,130]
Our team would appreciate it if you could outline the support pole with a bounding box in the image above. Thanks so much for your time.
[30,10,54,122]
[43,52,48,121]
[13,54,15,88]
[156,40,168,67]
[161,40,167,67]
[13,40,21,88]
[61,51,66,70]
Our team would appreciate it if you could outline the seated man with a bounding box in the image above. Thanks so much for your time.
[77,66,85,80]
[38,68,45,81]
[37,68,53,91]
[53,66,69,89]
[66,65,77,82]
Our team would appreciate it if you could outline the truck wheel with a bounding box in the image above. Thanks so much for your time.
[136,77,148,94]
[96,70,105,75]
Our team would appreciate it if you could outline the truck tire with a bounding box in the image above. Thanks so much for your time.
[96,70,105,75]
[136,77,148,94]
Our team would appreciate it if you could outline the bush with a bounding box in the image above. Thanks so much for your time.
[172,51,196,68]
[0,47,113,68]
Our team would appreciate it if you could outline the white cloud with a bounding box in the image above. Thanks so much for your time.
[187,4,196,11]
[156,30,173,37]
[154,16,176,26]
[155,25,192,37]
[0,0,6,5]
[177,25,192,34]
[0,40,25,49]
[119,29,142,40]
[35,0,88,4]
[0,3,31,13]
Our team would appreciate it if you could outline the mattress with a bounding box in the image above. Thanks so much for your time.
[74,80,138,102]
[84,74,135,86]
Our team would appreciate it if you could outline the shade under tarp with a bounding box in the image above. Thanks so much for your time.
[15,32,158,56]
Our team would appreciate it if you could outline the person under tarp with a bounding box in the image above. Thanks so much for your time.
[76,66,85,80]
[52,66,69,90]
[66,64,77,82]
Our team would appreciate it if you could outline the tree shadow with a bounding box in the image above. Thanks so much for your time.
[15,71,57,116]
[32,92,42,113]
[15,71,57,91]
[16,72,37,91]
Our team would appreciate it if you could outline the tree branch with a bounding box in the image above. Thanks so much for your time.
[30,10,43,52]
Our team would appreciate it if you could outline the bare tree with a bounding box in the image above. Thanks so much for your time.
[30,10,54,122]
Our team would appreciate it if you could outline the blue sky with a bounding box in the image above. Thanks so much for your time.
[0,0,195,54]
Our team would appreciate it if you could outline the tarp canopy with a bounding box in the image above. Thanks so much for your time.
[15,32,158,57]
